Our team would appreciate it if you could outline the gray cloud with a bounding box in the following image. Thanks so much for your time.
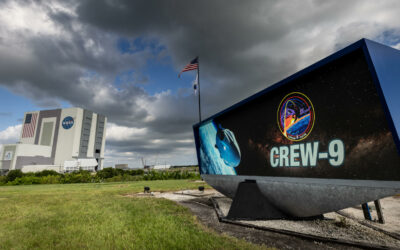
[1,0,400,167]
[75,0,400,111]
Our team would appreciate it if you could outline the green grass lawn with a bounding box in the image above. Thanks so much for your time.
[0,180,268,249]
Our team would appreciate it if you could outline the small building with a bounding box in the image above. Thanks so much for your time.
[144,164,171,170]
[153,164,171,170]
[115,164,129,170]
[0,107,106,173]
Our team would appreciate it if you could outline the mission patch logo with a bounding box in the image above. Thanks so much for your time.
[272,92,345,168]
[277,92,315,141]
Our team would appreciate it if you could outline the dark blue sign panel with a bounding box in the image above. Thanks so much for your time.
[62,116,74,129]
[194,39,400,180]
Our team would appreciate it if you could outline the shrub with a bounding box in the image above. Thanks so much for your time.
[1,167,199,186]
[61,170,96,184]
[96,168,119,179]
[40,175,62,184]
[34,170,60,177]
[103,174,144,183]
[6,170,23,182]
[0,175,7,185]
[142,170,200,181]
[9,176,41,185]
[96,168,143,179]
[126,169,144,176]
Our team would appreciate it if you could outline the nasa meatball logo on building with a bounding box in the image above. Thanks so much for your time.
[62,116,74,129]
[277,92,315,141]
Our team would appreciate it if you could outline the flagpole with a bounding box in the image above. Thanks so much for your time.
[197,57,201,122]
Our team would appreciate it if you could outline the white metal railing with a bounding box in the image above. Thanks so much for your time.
[64,166,95,172]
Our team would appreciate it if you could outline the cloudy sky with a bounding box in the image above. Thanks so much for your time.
[0,0,400,168]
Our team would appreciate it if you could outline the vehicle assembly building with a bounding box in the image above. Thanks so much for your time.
[0,107,106,173]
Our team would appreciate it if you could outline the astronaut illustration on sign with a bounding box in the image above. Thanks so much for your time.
[215,124,241,167]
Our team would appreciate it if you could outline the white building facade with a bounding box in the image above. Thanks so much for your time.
[0,107,106,173]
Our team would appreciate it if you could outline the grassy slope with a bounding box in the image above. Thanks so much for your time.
[0,180,268,250]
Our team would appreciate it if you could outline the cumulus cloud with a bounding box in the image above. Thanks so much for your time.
[106,123,147,141]
[1,0,400,167]
[0,124,22,145]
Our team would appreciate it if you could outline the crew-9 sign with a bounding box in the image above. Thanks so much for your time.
[195,48,400,180]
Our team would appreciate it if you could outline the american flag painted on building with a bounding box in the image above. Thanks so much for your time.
[22,113,38,138]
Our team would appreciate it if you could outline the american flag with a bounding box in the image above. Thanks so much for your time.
[22,113,38,138]
[178,57,198,77]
